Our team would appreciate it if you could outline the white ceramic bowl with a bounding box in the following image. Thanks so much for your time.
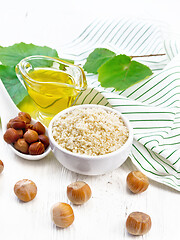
[48,104,133,175]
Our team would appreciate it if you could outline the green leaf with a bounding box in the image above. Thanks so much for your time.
[98,54,153,91]
[83,48,116,74]
[0,65,28,105]
[0,42,59,66]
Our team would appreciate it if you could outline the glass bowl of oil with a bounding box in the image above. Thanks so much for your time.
[15,55,87,126]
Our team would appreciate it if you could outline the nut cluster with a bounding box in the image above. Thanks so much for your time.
[1,159,152,235]
[1,148,152,235]
[3,112,49,155]
[126,171,151,236]
[51,181,92,228]
[12,178,92,229]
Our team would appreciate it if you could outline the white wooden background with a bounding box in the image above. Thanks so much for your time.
[0,1,180,239]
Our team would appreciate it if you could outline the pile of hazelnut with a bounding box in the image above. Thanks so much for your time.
[126,171,151,236]
[12,171,151,235]
[0,158,151,236]
[13,177,92,228]
[3,112,49,155]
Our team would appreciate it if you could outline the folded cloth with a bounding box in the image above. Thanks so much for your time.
[61,19,180,191]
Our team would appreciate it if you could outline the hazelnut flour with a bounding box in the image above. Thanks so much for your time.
[52,108,129,156]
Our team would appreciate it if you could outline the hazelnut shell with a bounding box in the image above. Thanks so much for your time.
[67,181,92,205]
[51,202,74,228]
[11,118,26,130]
[18,112,31,124]
[3,128,20,144]
[24,129,39,144]
[38,135,49,149]
[0,160,4,174]
[14,179,37,202]
[126,212,152,235]
[7,119,14,129]
[14,138,29,154]
[16,129,24,138]
[29,142,45,155]
[32,122,45,135]
[25,124,33,132]
[127,171,149,194]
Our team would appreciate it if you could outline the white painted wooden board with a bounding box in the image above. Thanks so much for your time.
[0,128,180,240]
[0,1,180,239]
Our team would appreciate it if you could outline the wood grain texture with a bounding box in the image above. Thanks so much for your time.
[0,127,180,240]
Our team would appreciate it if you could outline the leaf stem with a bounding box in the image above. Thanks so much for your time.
[130,53,166,58]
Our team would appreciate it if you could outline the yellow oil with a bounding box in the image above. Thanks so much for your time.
[18,68,81,126]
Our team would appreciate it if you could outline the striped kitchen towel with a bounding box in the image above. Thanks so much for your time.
[60,18,180,191]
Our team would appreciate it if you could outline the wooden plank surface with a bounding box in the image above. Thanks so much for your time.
[0,128,179,240]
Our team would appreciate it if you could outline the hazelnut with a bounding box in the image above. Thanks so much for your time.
[38,135,49,149]
[25,123,33,131]
[29,142,45,155]
[51,202,74,228]
[3,128,20,144]
[32,122,45,135]
[14,179,37,202]
[18,112,31,124]
[0,160,4,173]
[14,139,29,154]
[67,181,92,205]
[11,117,26,130]
[24,129,39,143]
[127,171,149,194]
[7,119,14,129]
[16,129,24,138]
[126,212,151,236]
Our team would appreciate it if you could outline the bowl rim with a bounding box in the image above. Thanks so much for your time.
[48,104,133,160]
